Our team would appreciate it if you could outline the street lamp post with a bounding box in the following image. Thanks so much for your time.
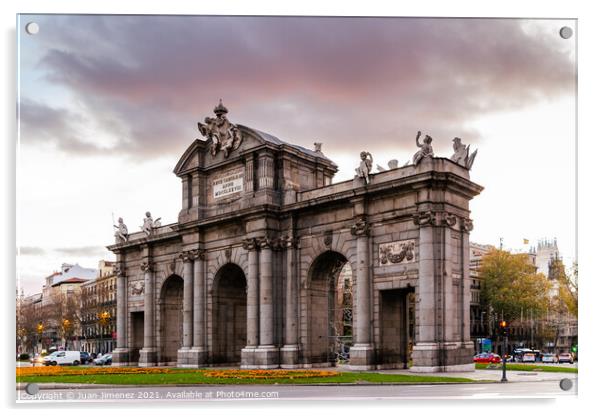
[99,311,110,354]
[500,320,509,383]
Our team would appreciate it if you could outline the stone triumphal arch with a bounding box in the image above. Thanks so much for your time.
[109,102,483,371]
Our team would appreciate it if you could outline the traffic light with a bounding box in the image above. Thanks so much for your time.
[499,320,509,336]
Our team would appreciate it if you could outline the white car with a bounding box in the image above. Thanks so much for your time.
[542,353,558,363]
[522,352,536,363]
[43,350,81,366]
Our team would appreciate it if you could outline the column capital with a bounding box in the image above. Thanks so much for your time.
[258,236,276,250]
[350,218,370,237]
[112,262,125,278]
[242,237,258,251]
[461,217,474,232]
[140,261,154,272]
[413,210,436,226]
[413,210,464,229]
[282,235,299,249]
[178,251,194,263]
[190,249,206,261]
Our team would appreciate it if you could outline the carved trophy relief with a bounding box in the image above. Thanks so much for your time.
[379,240,417,266]
[130,281,144,296]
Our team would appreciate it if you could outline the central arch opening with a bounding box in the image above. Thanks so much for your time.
[212,263,247,365]
[308,251,353,366]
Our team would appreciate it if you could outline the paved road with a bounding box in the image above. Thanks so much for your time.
[16,379,577,402]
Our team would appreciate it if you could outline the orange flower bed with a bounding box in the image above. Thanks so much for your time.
[201,369,339,379]
[17,366,174,377]
[17,367,339,380]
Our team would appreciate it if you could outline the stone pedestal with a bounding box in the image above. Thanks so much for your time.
[349,344,375,370]
[176,348,207,368]
[111,348,131,366]
[176,347,190,367]
[138,348,157,367]
[187,348,208,368]
[409,342,474,372]
[241,346,280,369]
[254,346,280,369]
[280,345,300,368]
[240,347,257,369]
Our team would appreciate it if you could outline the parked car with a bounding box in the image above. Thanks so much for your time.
[94,353,112,366]
[558,352,574,364]
[473,353,501,364]
[30,353,46,365]
[80,351,92,364]
[43,350,81,366]
[541,353,558,363]
[522,352,536,363]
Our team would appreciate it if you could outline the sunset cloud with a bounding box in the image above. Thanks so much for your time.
[21,16,574,159]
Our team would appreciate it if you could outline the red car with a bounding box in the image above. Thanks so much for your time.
[473,353,502,364]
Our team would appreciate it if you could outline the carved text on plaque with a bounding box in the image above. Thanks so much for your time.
[213,168,244,199]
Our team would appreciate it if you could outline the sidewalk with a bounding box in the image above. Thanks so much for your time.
[327,365,577,383]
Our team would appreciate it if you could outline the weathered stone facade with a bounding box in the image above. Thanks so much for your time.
[109,106,483,371]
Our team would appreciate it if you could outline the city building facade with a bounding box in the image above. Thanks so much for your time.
[81,260,117,355]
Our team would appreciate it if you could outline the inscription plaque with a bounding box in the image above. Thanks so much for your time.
[213,168,244,199]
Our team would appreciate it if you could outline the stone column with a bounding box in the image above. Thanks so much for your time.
[112,263,129,366]
[139,261,157,366]
[177,252,193,366]
[410,211,475,373]
[349,218,375,370]
[254,237,279,368]
[259,238,274,346]
[189,250,207,366]
[241,238,259,368]
[281,235,300,368]
[460,218,476,357]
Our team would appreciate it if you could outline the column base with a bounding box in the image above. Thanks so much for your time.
[177,347,191,366]
[177,348,208,368]
[409,342,475,372]
[240,345,280,369]
[349,344,375,370]
[280,345,300,368]
[111,348,131,366]
[138,348,158,367]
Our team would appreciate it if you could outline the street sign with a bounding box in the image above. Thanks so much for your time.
[482,338,492,352]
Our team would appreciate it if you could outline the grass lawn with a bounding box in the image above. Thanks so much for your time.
[475,363,578,373]
[17,368,476,385]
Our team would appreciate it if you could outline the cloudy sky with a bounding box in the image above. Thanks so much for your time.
[16,15,576,295]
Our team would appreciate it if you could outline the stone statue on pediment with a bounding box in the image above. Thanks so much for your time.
[355,151,373,184]
[197,100,243,158]
[413,131,434,165]
[141,212,161,237]
[450,137,478,170]
[113,217,128,242]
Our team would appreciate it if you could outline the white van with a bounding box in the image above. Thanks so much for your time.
[43,350,81,366]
